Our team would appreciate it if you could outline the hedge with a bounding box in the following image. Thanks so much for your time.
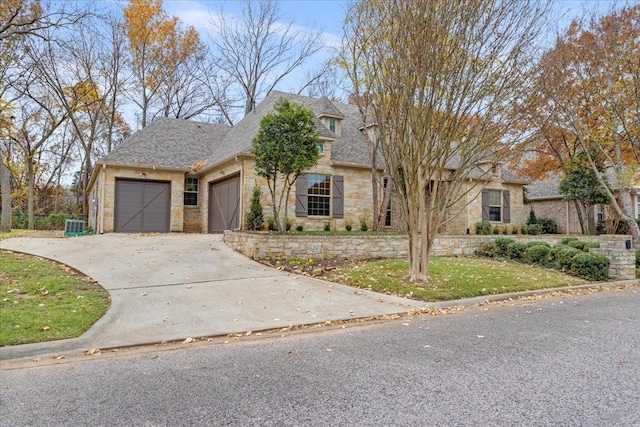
[570,252,610,281]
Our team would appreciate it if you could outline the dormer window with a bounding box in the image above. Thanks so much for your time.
[329,118,336,133]
[316,141,325,155]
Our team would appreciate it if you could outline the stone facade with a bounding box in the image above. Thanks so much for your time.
[88,165,186,233]
[224,232,636,280]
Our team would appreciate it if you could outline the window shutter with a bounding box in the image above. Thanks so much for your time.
[295,175,308,217]
[503,190,511,223]
[332,175,344,218]
[481,189,489,220]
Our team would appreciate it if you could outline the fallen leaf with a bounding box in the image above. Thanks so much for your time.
[86,348,101,356]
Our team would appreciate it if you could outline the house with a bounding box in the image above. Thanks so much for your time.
[526,172,640,234]
[87,91,527,234]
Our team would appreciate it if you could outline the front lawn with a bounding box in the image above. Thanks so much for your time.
[0,250,110,346]
[325,257,587,301]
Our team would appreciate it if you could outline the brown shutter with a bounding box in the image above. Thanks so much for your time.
[481,189,489,220]
[295,175,308,217]
[332,175,344,218]
[503,190,511,223]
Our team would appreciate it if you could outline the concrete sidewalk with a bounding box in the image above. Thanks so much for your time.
[0,233,425,360]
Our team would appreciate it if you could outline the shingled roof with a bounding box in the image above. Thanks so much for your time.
[200,90,371,170]
[97,117,231,170]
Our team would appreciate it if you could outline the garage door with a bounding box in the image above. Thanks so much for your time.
[209,174,240,233]
[114,179,170,232]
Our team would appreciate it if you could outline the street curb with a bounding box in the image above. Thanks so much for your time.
[2,279,637,364]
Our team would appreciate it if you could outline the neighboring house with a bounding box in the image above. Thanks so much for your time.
[87,91,527,234]
[526,173,640,234]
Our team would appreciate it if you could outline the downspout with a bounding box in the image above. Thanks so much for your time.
[235,155,243,231]
[566,201,569,235]
[99,164,106,234]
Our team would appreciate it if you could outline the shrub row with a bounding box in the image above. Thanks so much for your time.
[475,238,609,281]
[11,213,78,230]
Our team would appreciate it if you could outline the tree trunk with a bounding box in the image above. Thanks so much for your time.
[0,158,11,232]
[27,157,35,230]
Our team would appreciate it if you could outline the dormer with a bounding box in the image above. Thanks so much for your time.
[317,97,345,137]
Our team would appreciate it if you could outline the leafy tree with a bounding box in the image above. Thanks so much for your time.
[251,98,319,232]
[559,149,610,234]
[526,4,640,245]
[124,0,217,127]
[343,0,548,281]
[245,185,265,230]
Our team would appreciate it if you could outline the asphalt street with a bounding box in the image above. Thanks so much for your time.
[1,286,638,426]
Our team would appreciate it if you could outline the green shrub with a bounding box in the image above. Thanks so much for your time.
[523,244,551,265]
[506,242,527,260]
[245,186,265,230]
[475,241,500,258]
[359,218,368,232]
[11,214,28,229]
[561,237,579,245]
[296,224,304,232]
[11,213,75,230]
[550,245,581,271]
[511,225,519,235]
[523,223,542,235]
[475,220,492,235]
[492,227,500,234]
[285,218,293,231]
[502,226,509,235]
[537,218,557,234]
[571,252,609,281]
[526,208,538,225]
[581,242,601,251]
[324,221,331,232]
[345,220,353,232]
[266,216,277,231]
[494,238,515,256]
[567,240,599,251]
[527,241,551,248]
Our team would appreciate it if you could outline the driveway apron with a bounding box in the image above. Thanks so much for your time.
[1,234,424,359]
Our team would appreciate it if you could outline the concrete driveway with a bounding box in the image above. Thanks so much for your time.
[1,233,424,359]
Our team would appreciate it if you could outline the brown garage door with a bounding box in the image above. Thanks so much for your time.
[208,174,240,233]
[114,179,170,232]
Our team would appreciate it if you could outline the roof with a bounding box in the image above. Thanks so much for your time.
[526,168,640,200]
[93,91,529,186]
[201,90,372,170]
[97,118,231,170]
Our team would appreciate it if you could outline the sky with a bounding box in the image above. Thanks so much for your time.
[148,0,620,96]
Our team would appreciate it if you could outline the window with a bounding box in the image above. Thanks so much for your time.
[307,174,331,216]
[316,141,325,155]
[596,204,604,222]
[329,118,336,133]
[383,177,392,227]
[296,175,343,218]
[488,190,501,221]
[637,196,640,219]
[184,177,198,206]
[482,189,510,223]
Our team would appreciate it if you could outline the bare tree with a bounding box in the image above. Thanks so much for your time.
[1,0,91,230]
[345,0,549,281]
[210,0,324,119]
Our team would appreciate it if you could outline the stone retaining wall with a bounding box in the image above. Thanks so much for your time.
[224,232,636,280]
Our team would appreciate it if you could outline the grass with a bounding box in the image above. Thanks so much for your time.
[0,250,110,346]
[327,257,588,302]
